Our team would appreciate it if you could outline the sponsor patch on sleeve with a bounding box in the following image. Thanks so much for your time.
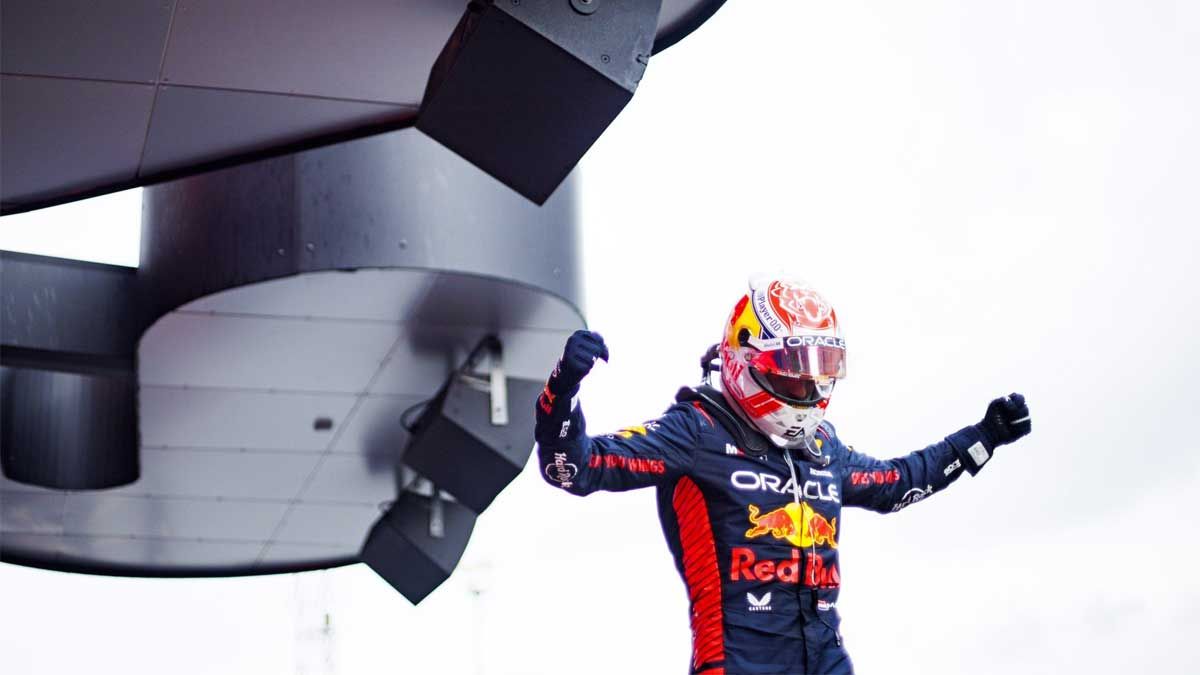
[943,458,962,476]
[967,441,990,467]
[545,452,578,488]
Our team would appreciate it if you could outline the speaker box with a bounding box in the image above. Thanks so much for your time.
[403,375,541,513]
[417,0,662,204]
[360,491,477,604]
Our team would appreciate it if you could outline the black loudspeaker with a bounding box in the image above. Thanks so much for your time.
[360,491,477,604]
[417,0,662,204]
[403,375,541,513]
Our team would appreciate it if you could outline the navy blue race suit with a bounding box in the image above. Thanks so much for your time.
[535,384,998,675]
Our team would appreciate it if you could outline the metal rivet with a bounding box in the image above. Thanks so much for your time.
[600,54,610,64]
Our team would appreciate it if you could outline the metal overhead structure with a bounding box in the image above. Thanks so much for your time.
[0,0,728,214]
[0,0,729,601]
[1,129,583,592]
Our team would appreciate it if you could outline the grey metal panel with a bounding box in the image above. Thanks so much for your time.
[329,395,420,455]
[294,132,582,305]
[139,129,583,331]
[410,273,581,331]
[180,269,439,321]
[299,454,402,505]
[0,532,62,558]
[492,327,575,384]
[63,494,289,541]
[139,85,411,176]
[162,0,458,103]
[138,386,357,451]
[0,491,65,535]
[272,503,381,547]
[137,312,403,393]
[256,542,348,567]
[138,149,303,319]
[0,75,154,206]
[0,252,142,358]
[356,327,466,397]
[0,469,59,494]
[117,448,321,501]
[0,0,174,83]
[366,325,569,395]
[55,535,265,570]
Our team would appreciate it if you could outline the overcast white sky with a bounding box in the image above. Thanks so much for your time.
[3,1,1200,673]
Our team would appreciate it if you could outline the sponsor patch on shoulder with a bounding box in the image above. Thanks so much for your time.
[967,441,989,467]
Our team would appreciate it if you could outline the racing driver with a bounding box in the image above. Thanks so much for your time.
[533,277,1032,674]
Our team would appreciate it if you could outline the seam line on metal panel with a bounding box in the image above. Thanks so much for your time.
[137,383,485,398]
[139,384,434,398]
[0,531,347,548]
[139,444,399,456]
[171,309,575,333]
[138,383,366,397]
[0,73,421,107]
[2,489,390,508]
[135,0,182,177]
[146,81,417,107]
[0,72,157,87]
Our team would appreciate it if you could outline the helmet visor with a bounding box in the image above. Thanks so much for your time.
[745,337,847,381]
[748,368,834,406]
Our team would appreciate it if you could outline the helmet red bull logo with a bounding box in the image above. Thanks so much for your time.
[744,502,838,549]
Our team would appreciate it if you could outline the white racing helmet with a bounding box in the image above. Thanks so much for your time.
[719,277,846,448]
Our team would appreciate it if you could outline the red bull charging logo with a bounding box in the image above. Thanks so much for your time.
[744,502,837,549]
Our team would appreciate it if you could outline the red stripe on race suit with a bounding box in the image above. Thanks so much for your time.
[672,477,725,673]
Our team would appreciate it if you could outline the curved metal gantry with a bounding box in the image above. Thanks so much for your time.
[0,129,584,576]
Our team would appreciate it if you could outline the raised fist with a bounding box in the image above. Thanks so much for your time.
[978,393,1031,447]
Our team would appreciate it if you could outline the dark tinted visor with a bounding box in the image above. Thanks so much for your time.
[749,367,833,406]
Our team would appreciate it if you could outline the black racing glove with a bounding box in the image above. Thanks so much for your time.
[547,330,609,397]
[977,392,1032,447]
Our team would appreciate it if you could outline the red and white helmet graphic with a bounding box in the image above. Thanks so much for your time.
[765,281,836,331]
[720,277,846,448]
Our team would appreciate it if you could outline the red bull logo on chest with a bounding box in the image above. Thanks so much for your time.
[730,548,841,588]
[744,502,838,549]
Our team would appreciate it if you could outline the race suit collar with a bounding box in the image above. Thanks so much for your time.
[675,385,774,458]
[676,385,832,466]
